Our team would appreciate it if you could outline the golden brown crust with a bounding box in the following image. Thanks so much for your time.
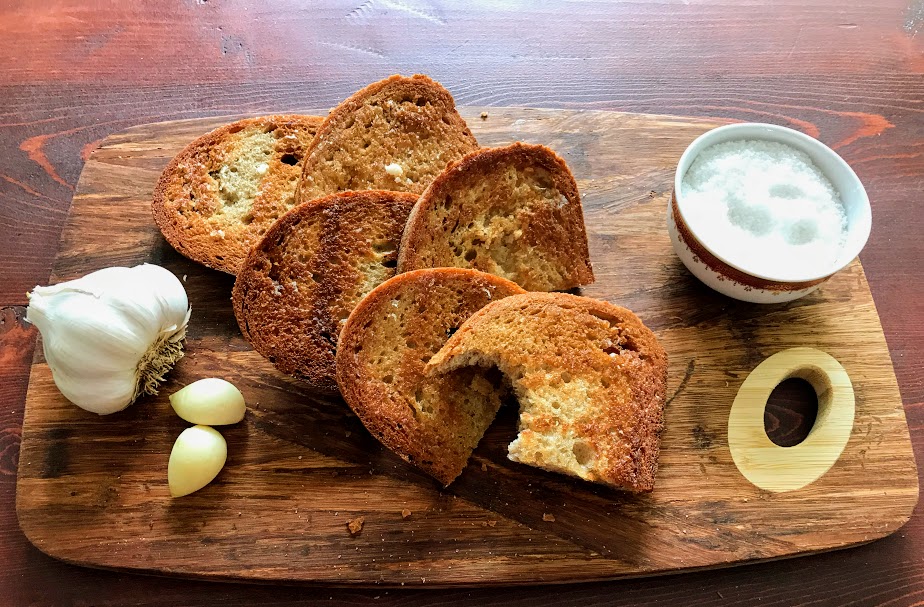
[335,268,525,485]
[297,74,479,203]
[152,114,322,274]
[232,190,418,393]
[397,142,595,291]
[426,292,667,492]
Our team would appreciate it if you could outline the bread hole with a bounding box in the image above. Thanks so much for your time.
[242,213,254,225]
[215,255,224,261]
[407,340,417,350]
[572,440,594,466]
[603,345,621,357]
[373,241,395,255]
[363,140,371,149]
[415,97,427,107]
[442,195,453,210]
[464,250,477,262]
[344,116,355,129]
[263,123,277,133]
[268,355,276,364]
[446,327,458,339]
[229,166,238,173]
[280,153,299,166]
[382,374,394,384]
[601,376,611,389]
[441,115,451,125]
[561,371,572,384]
[382,259,397,269]
[551,401,560,410]
[414,388,423,404]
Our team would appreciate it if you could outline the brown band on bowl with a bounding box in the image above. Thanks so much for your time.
[671,192,829,292]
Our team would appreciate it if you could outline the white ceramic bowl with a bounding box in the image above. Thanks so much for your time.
[667,122,872,303]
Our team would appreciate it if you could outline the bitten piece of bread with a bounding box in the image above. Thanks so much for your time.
[336,268,525,485]
[426,292,667,492]
[232,191,418,392]
[153,115,322,274]
[297,74,479,203]
[397,143,594,291]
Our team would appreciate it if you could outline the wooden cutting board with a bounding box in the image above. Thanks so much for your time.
[16,108,918,586]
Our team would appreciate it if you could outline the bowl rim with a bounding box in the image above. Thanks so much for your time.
[672,122,872,284]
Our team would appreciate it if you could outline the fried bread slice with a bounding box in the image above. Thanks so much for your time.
[153,114,322,274]
[427,292,667,492]
[335,268,525,485]
[297,74,478,202]
[398,143,594,291]
[233,190,417,392]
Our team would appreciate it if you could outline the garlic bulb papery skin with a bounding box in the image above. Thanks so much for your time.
[25,264,191,415]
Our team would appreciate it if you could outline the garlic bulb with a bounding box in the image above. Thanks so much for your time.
[26,264,191,415]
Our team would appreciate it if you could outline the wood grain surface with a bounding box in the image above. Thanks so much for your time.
[2,1,923,605]
[14,109,918,586]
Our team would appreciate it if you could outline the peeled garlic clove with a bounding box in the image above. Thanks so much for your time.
[168,425,227,498]
[170,378,246,425]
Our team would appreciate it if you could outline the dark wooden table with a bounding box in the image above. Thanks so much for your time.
[2,1,922,604]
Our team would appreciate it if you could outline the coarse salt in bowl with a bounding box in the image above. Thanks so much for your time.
[667,123,871,303]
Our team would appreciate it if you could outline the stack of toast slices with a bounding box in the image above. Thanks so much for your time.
[152,74,667,491]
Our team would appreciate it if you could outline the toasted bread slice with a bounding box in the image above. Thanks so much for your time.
[297,75,479,203]
[336,268,525,485]
[426,292,667,492]
[397,143,595,291]
[232,191,418,392]
[153,115,322,274]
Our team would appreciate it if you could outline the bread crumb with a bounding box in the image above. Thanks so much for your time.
[480,111,488,120]
[542,513,556,522]
[385,163,403,177]
[481,462,487,472]
[487,520,496,527]
[401,509,412,519]
[209,229,226,239]
[255,163,269,175]
[347,516,365,536]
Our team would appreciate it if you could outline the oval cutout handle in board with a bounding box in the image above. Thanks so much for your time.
[728,347,855,492]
